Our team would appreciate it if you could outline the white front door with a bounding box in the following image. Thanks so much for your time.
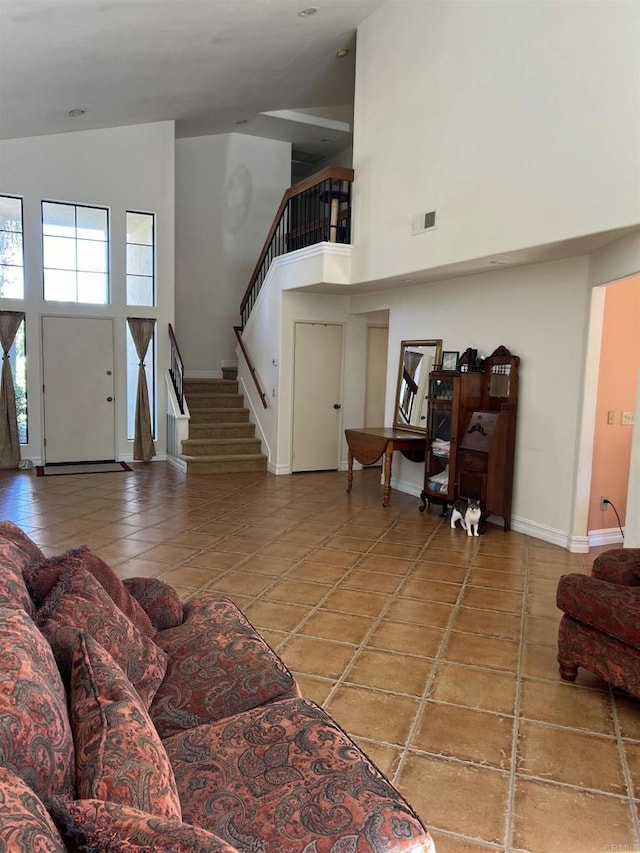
[42,316,116,463]
[292,322,343,472]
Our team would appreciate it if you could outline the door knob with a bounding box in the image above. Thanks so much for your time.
[107,396,113,402]
[333,403,341,409]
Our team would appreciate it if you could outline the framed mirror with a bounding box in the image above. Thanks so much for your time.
[393,339,442,432]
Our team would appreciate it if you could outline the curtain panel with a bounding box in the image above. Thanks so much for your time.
[0,311,24,469]
[127,318,156,462]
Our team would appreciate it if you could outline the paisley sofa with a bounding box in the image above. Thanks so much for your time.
[557,548,640,698]
[0,520,435,852]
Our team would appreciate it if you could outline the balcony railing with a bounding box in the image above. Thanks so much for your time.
[240,166,354,328]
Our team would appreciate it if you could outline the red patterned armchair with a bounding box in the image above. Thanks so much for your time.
[556,549,640,697]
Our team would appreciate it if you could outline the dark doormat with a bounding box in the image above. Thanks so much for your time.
[35,462,133,477]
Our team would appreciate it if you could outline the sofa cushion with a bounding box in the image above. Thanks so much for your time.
[557,573,640,649]
[36,564,168,707]
[592,548,640,586]
[24,545,156,637]
[70,632,181,820]
[149,594,300,738]
[0,520,43,617]
[0,607,75,798]
[123,576,184,631]
[0,765,66,852]
[48,798,239,852]
[164,697,434,853]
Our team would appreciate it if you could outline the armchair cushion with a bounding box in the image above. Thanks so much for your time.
[36,565,168,707]
[149,594,299,738]
[0,520,43,617]
[70,633,181,820]
[123,576,184,631]
[47,799,239,852]
[24,545,156,637]
[557,573,640,649]
[0,766,66,852]
[0,607,75,799]
[592,548,640,586]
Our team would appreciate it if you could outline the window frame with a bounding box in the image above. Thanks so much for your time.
[0,195,25,300]
[126,210,156,307]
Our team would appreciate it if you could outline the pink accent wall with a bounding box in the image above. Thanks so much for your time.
[589,275,640,533]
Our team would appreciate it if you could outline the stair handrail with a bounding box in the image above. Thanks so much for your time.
[240,165,354,327]
[234,325,268,409]
[168,323,185,414]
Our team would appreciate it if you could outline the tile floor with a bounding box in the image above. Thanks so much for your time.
[1,463,639,853]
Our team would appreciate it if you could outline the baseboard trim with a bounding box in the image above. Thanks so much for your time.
[166,455,187,473]
[588,527,625,547]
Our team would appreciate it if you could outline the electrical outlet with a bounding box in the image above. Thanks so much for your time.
[600,496,610,511]
[621,411,635,425]
[607,410,615,425]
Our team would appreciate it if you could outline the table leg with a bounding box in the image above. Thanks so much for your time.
[382,446,393,506]
[347,450,354,493]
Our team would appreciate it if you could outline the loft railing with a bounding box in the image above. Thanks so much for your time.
[239,166,354,328]
[234,326,267,409]
[168,323,184,414]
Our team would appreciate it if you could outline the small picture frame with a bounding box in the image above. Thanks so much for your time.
[441,351,459,372]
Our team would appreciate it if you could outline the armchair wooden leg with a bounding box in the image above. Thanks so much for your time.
[558,658,578,682]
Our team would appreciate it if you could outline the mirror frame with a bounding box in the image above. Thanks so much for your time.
[393,339,443,433]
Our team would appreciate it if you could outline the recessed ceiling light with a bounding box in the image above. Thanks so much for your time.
[336,48,349,58]
[488,259,508,265]
[235,119,248,125]
[68,108,86,117]
[320,138,331,143]
[298,7,317,16]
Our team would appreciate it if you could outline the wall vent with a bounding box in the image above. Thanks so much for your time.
[411,209,437,235]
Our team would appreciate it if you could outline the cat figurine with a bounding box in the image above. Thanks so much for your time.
[450,497,482,536]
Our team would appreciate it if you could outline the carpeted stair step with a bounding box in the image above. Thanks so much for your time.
[188,408,250,424]
[188,393,244,409]
[184,379,238,395]
[180,453,267,474]
[181,437,262,457]
[189,423,256,439]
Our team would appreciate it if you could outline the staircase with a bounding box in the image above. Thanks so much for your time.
[179,378,267,474]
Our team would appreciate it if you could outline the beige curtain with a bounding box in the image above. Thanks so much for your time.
[0,311,24,469]
[127,318,156,462]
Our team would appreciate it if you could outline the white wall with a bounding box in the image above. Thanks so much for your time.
[0,121,175,463]
[175,133,291,375]
[350,255,593,547]
[352,0,640,283]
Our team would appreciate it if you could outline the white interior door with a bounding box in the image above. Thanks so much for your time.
[42,316,115,463]
[364,326,388,427]
[292,322,343,471]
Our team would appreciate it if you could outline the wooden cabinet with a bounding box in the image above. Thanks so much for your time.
[420,346,519,530]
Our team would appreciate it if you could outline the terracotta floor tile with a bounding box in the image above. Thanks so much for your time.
[279,636,356,679]
[357,554,414,574]
[241,554,297,576]
[410,561,467,583]
[257,541,314,560]
[467,567,525,591]
[287,561,347,584]
[523,614,561,647]
[242,600,309,632]
[183,550,246,571]
[304,547,361,568]
[367,621,444,657]
[418,547,472,568]
[521,642,562,681]
[324,535,373,553]
[325,685,419,745]
[615,694,640,739]
[396,754,508,843]
[428,832,505,853]
[519,678,614,734]
[341,570,402,594]
[512,777,635,853]
[369,541,422,560]
[413,702,513,770]
[208,571,274,597]
[472,552,525,573]
[430,662,517,715]
[291,673,334,705]
[299,609,373,644]
[444,632,519,671]
[262,579,331,606]
[399,577,461,604]
[453,606,521,641]
[518,720,625,793]
[322,588,388,617]
[460,586,523,614]
[385,597,453,628]
[345,648,434,695]
[158,565,218,588]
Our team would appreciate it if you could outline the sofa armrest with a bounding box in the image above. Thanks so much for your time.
[122,577,184,631]
[592,549,640,586]
[557,572,640,649]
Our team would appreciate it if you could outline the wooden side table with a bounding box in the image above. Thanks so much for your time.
[345,427,425,506]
